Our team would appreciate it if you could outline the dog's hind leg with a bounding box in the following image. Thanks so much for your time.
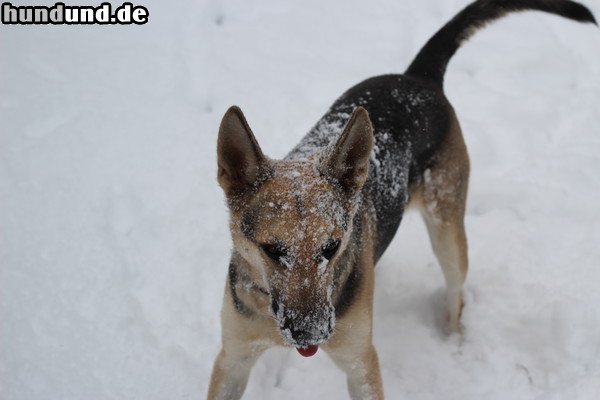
[422,208,468,334]
[410,114,470,334]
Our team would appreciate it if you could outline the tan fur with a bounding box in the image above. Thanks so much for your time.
[208,107,387,399]
[206,0,599,395]
[322,209,383,400]
[208,105,469,399]
[408,111,470,333]
[209,196,384,399]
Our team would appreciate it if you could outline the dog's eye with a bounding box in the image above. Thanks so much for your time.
[322,240,341,260]
[261,244,286,262]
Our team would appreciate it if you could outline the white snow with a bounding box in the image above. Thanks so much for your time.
[2,0,600,399]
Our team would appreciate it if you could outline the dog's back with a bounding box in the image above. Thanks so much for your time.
[287,75,451,259]
[287,0,596,260]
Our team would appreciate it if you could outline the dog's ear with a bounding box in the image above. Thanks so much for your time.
[321,107,373,195]
[217,106,270,196]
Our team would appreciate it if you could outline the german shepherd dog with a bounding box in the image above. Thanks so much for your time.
[208,1,596,398]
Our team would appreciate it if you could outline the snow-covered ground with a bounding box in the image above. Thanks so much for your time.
[2,0,600,399]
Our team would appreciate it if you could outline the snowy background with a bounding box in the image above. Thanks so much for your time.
[2,0,600,399]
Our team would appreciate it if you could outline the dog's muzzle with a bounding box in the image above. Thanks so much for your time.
[271,298,336,347]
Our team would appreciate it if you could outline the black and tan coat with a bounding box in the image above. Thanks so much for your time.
[207,1,596,399]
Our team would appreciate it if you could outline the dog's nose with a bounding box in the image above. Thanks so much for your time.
[286,324,316,345]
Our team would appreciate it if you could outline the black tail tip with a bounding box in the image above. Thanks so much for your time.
[565,1,598,26]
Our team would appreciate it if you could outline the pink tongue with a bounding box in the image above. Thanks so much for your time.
[296,345,319,357]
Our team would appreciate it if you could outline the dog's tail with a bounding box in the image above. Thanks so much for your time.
[405,0,597,87]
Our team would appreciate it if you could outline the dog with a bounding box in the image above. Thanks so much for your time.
[207,1,596,398]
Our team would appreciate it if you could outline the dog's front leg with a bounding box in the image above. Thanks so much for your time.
[207,317,272,400]
[207,345,262,400]
[328,342,384,400]
[207,287,271,400]
[324,249,383,399]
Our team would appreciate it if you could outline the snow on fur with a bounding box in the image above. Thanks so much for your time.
[1,0,600,399]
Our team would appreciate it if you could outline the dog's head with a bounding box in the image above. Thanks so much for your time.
[217,106,373,348]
